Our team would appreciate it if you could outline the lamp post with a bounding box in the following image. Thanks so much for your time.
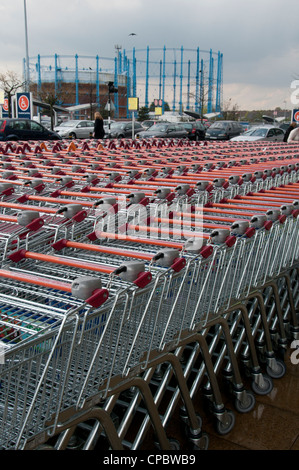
[23,0,30,92]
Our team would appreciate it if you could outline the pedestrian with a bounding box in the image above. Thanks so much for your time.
[287,125,299,142]
[283,121,296,142]
[93,112,105,139]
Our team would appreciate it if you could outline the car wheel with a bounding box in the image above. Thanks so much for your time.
[118,134,125,139]
[69,132,76,139]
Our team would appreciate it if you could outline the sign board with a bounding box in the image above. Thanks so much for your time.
[155,106,162,116]
[154,99,163,107]
[128,97,139,111]
[1,98,9,118]
[292,109,299,123]
[105,100,115,111]
[16,92,33,119]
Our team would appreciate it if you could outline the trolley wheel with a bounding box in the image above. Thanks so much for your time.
[189,432,209,450]
[169,438,181,450]
[266,359,286,379]
[234,390,255,414]
[183,412,203,430]
[215,409,235,435]
[251,374,273,395]
[154,437,180,450]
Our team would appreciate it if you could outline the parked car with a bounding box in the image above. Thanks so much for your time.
[181,121,206,141]
[230,126,285,142]
[279,123,291,132]
[103,119,115,134]
[141,120,157,130]
[0,118,62,141]
[54,120,95,139]
[33,115,52,129]
[205,120,243,140]
[105,121,144,139]
[135,122,188,139]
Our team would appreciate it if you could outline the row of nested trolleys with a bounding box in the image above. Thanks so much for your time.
[0,137,298,450]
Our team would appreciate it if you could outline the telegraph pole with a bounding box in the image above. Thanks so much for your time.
[23,0,30,92]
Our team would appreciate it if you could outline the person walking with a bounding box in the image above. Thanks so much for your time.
[287,125,299,142]
[93,112,105,139]
[283,121,296,142]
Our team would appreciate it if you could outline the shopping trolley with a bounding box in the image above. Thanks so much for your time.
[0,260,188,450]
[0,270,111,449]
[1,138,298,450]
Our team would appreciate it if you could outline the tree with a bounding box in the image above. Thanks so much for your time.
[149,101,170,112]
[37,90,60,129]
[0,71,25,117]
[222,98,239,121]
[137,106,150,121]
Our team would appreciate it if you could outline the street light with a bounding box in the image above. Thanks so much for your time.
[23,0,30,92]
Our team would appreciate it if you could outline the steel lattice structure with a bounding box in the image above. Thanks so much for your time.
[25,47,223,118]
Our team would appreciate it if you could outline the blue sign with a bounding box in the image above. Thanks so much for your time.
[16,92,32,119]
[292,109,299,123]
[1,98,9,118]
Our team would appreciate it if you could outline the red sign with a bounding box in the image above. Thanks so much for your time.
[3,99,8,112]
[18,95,30,111]
[294,111,299,122]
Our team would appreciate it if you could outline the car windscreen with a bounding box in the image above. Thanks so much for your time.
[59,121,78,127]
[250,128,268,137]
[210,122,227,129]
[242,128,257,135]
[148,124,168,132]
[110,123,125,129]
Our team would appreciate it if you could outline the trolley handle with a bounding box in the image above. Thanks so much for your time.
[183,238,214,258]
[0,269,109,308]
[71,276,109,307]
[56,204,87,222]
[8,249,153,289]
[113,261,152,288]
[16,210,44,232]
[152,249,186,272]
[209,229,236,247]
[230,220,255,238]
[0,182,15,196]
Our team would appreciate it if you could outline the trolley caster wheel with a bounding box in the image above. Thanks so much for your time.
[154,437,180,450]
[183,412,203,430]
[251,374,273,395]
[179,407,203,428]
[276,346,287,361]
[185,413,204,444]
[215,409,235,435]
[290,325,299,341]
[234,390,255,414]
[188,432,209,450]
[169,438,180,450]
[266,358,286,379]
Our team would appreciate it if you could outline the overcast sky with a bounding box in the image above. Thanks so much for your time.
[1,0,299,111]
